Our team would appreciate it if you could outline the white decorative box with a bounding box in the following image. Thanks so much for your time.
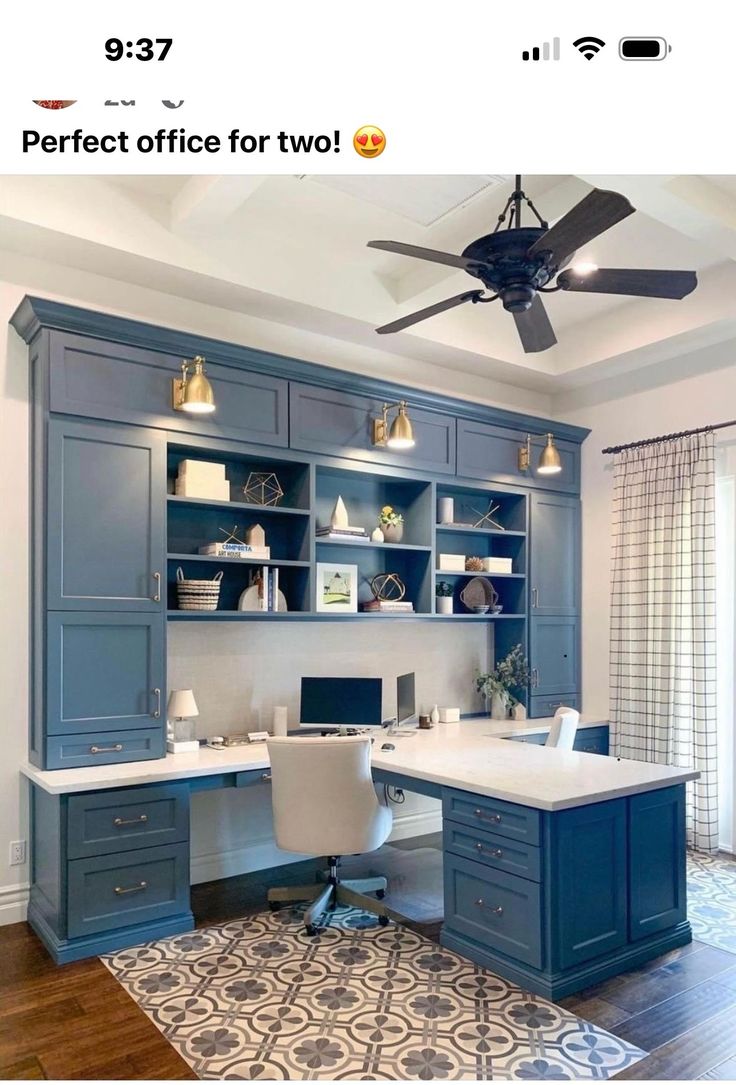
[175,477,230,500]
[439,707,460,723]
[178,459,227,481]
[481,557,513,574]
[438,553,466,572]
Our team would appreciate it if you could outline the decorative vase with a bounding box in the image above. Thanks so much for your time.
[430,704,440,725]
[436,596,453,615]
[371,527,385,543]
[490,692,508,720]
[382,522,404,543]
[437,497,454,524]
[511,702,527,721]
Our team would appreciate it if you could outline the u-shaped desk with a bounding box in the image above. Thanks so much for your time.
[22,717,697,1000]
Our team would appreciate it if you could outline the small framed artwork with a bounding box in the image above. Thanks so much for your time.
[315,562,359,613]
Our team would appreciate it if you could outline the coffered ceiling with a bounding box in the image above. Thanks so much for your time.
[1,172,735,413]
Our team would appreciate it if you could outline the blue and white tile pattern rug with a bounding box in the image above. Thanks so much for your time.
[103,906,644,1080]
[688,850,736,955]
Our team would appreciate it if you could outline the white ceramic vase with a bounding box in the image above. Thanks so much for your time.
[490,692,508,720]
[436,596,453,614]
[382,522,404,543]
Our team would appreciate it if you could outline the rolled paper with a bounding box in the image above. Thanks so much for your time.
[273,705,288,736]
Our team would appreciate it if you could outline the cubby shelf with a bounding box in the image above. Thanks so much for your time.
[166,495,310,517]
[315,540,432,554]
[167,552,310,568]
[434,570,526,579]
[167,609,526,622]
[435,524,527,538]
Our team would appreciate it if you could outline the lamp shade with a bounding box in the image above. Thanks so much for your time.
[167,689,199,718]
[182,357,216,414]
[387,404,416,449]
[537,433,562,475]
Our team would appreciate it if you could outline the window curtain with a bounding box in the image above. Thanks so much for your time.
[610,431,718,853]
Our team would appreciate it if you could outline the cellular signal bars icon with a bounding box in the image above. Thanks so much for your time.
[522,37,560,61]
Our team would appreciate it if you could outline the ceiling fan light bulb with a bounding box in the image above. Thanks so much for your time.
[537,433,562,475]
[571,260,598,276]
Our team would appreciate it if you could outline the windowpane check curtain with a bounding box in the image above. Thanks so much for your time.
[610,432,718,852]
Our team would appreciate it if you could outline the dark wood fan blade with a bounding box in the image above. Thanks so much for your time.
[528,188,635,267]
[376,291,482,334]
[513,295,557,353]
[558,268,697,299]
[368,239,481,271]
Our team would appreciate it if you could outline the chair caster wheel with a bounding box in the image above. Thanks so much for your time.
[376,889,385,899]
[305,924,318,937]
[378,915,390,927]
[268,901,281,912]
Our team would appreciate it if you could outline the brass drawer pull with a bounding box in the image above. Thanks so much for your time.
[474,808,502,824]
[152,688,162,719]
[152,572,161,603]
[113,814,149,827]
[475,899,503,916]
[531,668,539,688]
[475,842,503,858]
[114,880,148,896]
[261,772,272,782]
[532,587,539,608]
[90,743,123,754]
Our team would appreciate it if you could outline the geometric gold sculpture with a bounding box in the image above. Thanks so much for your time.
[243,471,284,506]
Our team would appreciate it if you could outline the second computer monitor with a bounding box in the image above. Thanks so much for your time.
[397,672,416,725]
[299,676,383,729]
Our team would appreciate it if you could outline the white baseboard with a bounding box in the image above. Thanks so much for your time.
[0,882,30,925]
[191,809,442,886]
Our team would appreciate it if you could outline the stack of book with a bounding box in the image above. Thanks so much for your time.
[255,566,280,611]
[362,600,414,614]
[198,541,271,559]
[316,525,369,543]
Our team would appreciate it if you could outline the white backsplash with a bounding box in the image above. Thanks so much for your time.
[168,620,493,736]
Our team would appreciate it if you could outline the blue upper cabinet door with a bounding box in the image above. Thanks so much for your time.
[289,382,456,475]
[48,331,288,447]
[529,492,581,615]
[629,786,687,941]
[457,419,580,493]
[46,612,165,734]
[47,420,165,611]
[530,616,579,696]
[550,799,628,970]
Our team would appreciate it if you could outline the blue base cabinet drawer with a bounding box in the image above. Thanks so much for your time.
[443,788,540,846]
[46,728,165,769]
[445,822,541,882]
[67,842,190,939]
[444,853,542,968]
[574,726,610,757]
[68,784,189,859]
[529,694,581,718]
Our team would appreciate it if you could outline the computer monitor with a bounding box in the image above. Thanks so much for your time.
[299,676,383,730]
[397,672,416,725]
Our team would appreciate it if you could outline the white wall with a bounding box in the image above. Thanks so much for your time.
[0,264,525,924]
[559,364,736,717]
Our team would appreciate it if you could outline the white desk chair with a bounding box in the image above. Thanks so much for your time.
[266,735,393,935]
[545,707,580,750]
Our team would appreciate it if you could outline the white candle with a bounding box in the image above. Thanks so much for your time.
[273,706,288,736]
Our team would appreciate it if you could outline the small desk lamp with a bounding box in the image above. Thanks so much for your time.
[167,689,200,754]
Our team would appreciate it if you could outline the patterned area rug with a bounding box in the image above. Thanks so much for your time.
[688,851,736,954]
[103,906,644,1080]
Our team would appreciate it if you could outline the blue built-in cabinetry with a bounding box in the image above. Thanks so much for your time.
[12,295,589,770]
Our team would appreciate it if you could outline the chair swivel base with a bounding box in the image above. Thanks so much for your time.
[267,857,390,935]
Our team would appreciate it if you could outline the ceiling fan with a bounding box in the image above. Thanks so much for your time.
[367,176,697,352]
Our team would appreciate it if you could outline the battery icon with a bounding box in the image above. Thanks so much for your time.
[619,37,671,60]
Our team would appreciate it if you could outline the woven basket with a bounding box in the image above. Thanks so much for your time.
[176,567,223,611]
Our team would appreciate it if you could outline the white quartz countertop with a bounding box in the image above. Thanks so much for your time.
[20,716,699,810]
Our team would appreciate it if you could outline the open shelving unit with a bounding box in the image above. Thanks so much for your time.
[164,440,529,643]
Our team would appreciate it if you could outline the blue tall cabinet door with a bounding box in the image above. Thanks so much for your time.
[46,612,165,735]
[629,786,687,940]
[47,420,166,610]
[529,616,579,697]
[529,492,581,616]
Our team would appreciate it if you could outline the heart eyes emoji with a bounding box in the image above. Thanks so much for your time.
[353,126,386,158]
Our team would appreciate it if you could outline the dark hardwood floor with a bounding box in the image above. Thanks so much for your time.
[1,832,735,1081]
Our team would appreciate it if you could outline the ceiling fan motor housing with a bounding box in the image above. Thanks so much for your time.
[461,227,555,312]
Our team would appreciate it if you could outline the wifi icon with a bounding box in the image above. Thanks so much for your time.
[573,36,606,60]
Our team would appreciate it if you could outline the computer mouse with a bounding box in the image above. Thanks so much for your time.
[381,742,396,751]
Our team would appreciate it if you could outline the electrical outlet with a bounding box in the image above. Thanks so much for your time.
[9,840,26,866]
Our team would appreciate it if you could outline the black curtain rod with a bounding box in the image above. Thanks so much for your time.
[601,419,736,455]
